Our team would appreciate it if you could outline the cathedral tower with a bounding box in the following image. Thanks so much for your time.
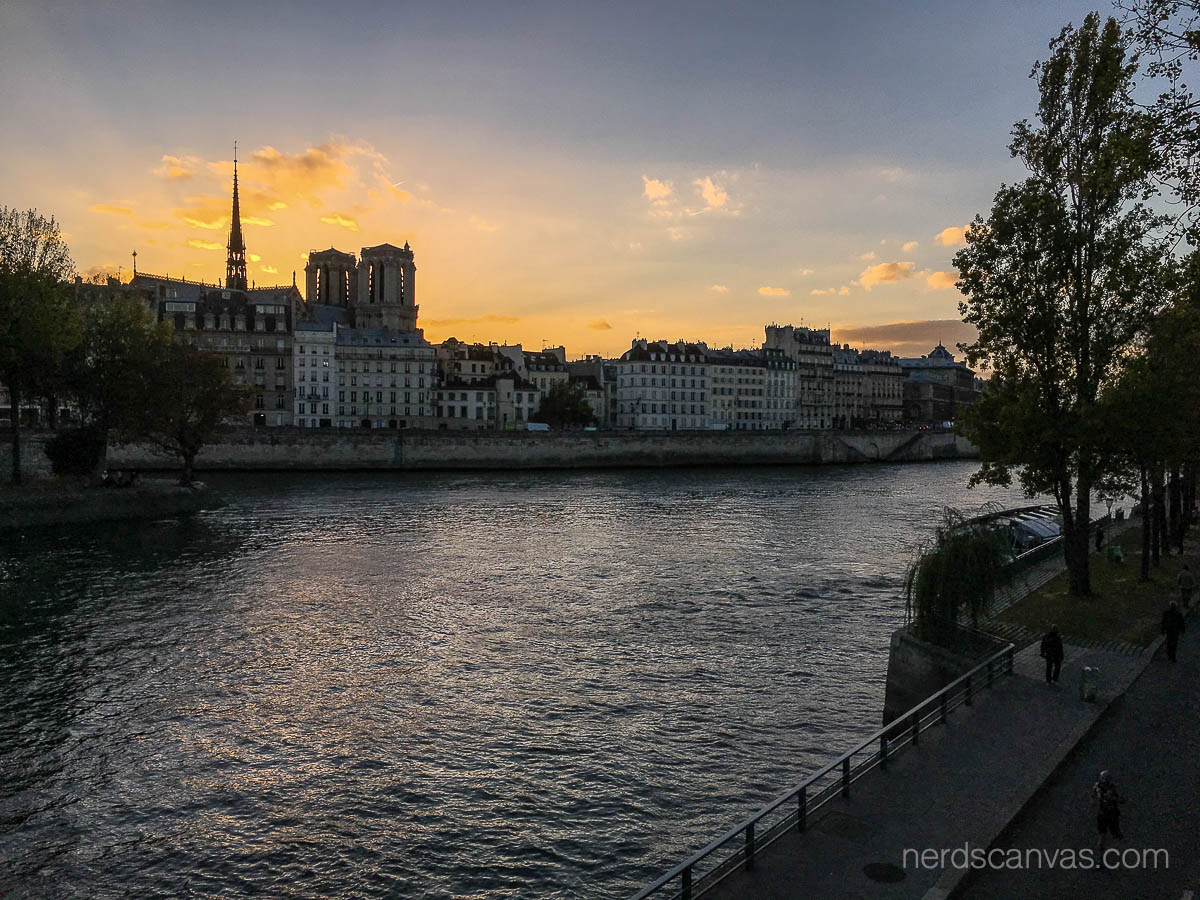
[356,242,418,332]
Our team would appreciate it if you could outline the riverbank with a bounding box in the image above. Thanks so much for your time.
[97,427,977,472]
[0,479,225,531]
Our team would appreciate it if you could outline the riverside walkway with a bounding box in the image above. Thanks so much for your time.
[707,637,1163,899]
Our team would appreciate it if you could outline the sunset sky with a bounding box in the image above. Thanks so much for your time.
[1,0,1103,357]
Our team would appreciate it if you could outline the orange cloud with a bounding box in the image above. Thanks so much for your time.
[902,240,919,252]
[839,286,850,296]
[242,216,276,227]
[811,288,832,295]
[319,213,359,232]
[926,271,958,290]
[187,239,223,251]
[935,226,968,247]
[423,313,520,328]
[181,215,225,230]
[90,204,132,216]
[259,265,278,274]
[834,319,977,357]
[153,155,201,180]
[858,261,917,290]
[759,286,790,296]
[588,319,613,330]
[469,215,499,232]
[859,251,876,261]
[642,176,673,203]
[694,176,728,208]
[711,284,729,293]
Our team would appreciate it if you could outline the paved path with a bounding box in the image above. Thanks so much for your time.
[708,641,1152,900]
[956,616,1200,900]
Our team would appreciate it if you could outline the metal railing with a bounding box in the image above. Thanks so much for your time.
[630,641,1016,900]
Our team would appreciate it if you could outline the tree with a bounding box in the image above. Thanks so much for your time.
[133,344,250,486]
[954,14,1167,597]
[67,288,173,470]
[1118,0,1200,237]
[0,208,79,484]
[533,381,596,429]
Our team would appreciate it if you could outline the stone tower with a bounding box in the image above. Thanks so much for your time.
[305,248,358,307]
[356,242,418,331]
[225,150,248,291]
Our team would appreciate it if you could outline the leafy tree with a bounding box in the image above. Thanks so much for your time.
[1118,0,1200,237]
[0,208,79,484]
[955,14,1167,598]
[67,288,173,471]
[133,344,250,486]
[533,381,596,429]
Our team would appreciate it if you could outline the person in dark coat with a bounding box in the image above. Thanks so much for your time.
[1162,600,1186,663]
[1040,625,1065,684]
[1092,770,1124,848]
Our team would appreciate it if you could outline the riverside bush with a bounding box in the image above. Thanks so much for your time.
[44,427,105,476]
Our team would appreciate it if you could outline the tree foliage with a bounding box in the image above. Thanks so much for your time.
[533,381,596,428]
[131,344,251,486]
[0,208,79,483]
[904,510,1014,646]
[955,14,1167,597]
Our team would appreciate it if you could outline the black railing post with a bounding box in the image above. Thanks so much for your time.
[842,757,851,797]
[911,711,920,745]
[880,733,888,769]
[682,865,692,900]
[745,822,755,869]
[939,692,948,724]
[1007,646,1015,674]
[965,674,973,706]
[798,786,807,832]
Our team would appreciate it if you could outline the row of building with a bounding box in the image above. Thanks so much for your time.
[3,160,982,431]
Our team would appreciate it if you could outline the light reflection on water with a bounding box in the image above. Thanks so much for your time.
[0,462,1032,898]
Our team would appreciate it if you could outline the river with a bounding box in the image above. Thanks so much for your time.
[0,461,1033,898]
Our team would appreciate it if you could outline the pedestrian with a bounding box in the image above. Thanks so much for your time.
[1177,564,1195,609]
[1094,525,1104,552]
[1040,624,1064,684]
[1092,771,1124,849]
[1162,600,1186,663]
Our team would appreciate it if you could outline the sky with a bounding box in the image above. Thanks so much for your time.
[0,0,1109,358]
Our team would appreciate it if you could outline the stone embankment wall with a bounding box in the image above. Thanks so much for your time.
[881,627,1008,723]
[95,428,977,472]
[0,481,225,531]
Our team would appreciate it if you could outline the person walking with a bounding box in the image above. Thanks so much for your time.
[1162,600,1186,663]
[1040,624,1064,684]
[1177,564,1195,609]
[1092,771,1124,850]
[1094,525,1105,552]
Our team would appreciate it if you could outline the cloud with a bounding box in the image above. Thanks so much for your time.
[182,215,225,230]
[902,241,919,252]
[319,213,359,231]
[833,319,977,357]
[154,155,201,180]
[811,288,832,295]
[839,286,850,296]
[797,267,814,276]
[469,215,499,232]
[877,166,907,183]
[259,265,278,274]
[642,176,674,203]
[926,271,958,290]
[935,225,968,247]
[89,204,132,216]
[858,261,918,290]
[588,319,613,330]
[187,239,223,251]
[423,313,520,328]
[665,226,689,241]
[241,216,276,227]
[694,176,728,208]
[758,286,790,296]
[711,284,729,293]
[248,253,261,262]
[859,251,877,261]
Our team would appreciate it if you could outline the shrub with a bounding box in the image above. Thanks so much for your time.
[44,426,105,476]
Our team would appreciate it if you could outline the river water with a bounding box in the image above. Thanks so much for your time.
[0,462,1032,899]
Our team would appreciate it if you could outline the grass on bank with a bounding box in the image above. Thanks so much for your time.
[997,522,1196,646]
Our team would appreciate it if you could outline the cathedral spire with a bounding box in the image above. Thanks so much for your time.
[225,141,248,290]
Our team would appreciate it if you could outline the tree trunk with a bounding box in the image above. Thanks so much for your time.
[46,392,58,430]
[1185,462,1197,527]
[180,450,195,487]
[1170,466,1184,554]
[1141,465,1151,581]
[1063,483,1091,598]
[1152,464,1166,567]
[8,379,22,485]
